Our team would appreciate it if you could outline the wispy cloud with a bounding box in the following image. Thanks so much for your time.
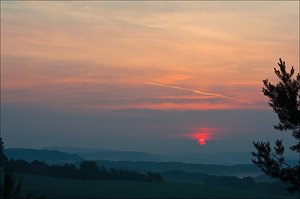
[144,81,238,100]
[2,1,297,112]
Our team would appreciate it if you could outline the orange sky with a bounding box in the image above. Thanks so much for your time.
[1,2,300,153]
[2,1,299,111]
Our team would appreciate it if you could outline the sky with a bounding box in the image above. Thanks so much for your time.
[1,1,299,155]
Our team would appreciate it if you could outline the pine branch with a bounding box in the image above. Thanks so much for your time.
[270,153,292,169]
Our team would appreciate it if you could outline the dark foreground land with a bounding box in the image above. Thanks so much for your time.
[18,173,296,199]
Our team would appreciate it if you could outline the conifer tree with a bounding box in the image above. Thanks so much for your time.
[252,58,300,192]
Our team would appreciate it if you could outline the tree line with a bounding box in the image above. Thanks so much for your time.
[1,138,162,199]
[3,158,163,182]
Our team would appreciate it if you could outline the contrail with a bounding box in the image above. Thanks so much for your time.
[144,81,236,101]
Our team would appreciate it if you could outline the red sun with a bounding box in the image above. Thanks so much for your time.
[197,138,206,145]
[182,127,215,146]
[186,133,209,145]
[192,132,210,145]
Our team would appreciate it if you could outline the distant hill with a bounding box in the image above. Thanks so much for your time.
[44,147,259,164]
[45,146,110,154]
[47,147,160,161]
[5,148,82,164]
[78,151,160,161]
[5,147,295,178]
[95,160,262,177]
[162,152,255,164]
[253,174,277,183]
[47,147,300,165]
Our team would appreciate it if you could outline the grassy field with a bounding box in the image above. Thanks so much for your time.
[18,173,295,199]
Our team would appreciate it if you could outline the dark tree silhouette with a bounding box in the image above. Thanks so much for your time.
[146,171,163,182]
[252,58,300,192]
[0,138,23,199]
[1,137,8,168]
[79,161,102,179]
[1,168,23,199]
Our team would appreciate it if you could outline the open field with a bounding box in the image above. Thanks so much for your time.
[18,173,296,199]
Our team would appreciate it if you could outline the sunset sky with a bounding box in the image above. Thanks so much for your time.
[1,1,299,155]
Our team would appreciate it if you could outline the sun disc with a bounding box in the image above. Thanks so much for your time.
[198,138,206,145]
